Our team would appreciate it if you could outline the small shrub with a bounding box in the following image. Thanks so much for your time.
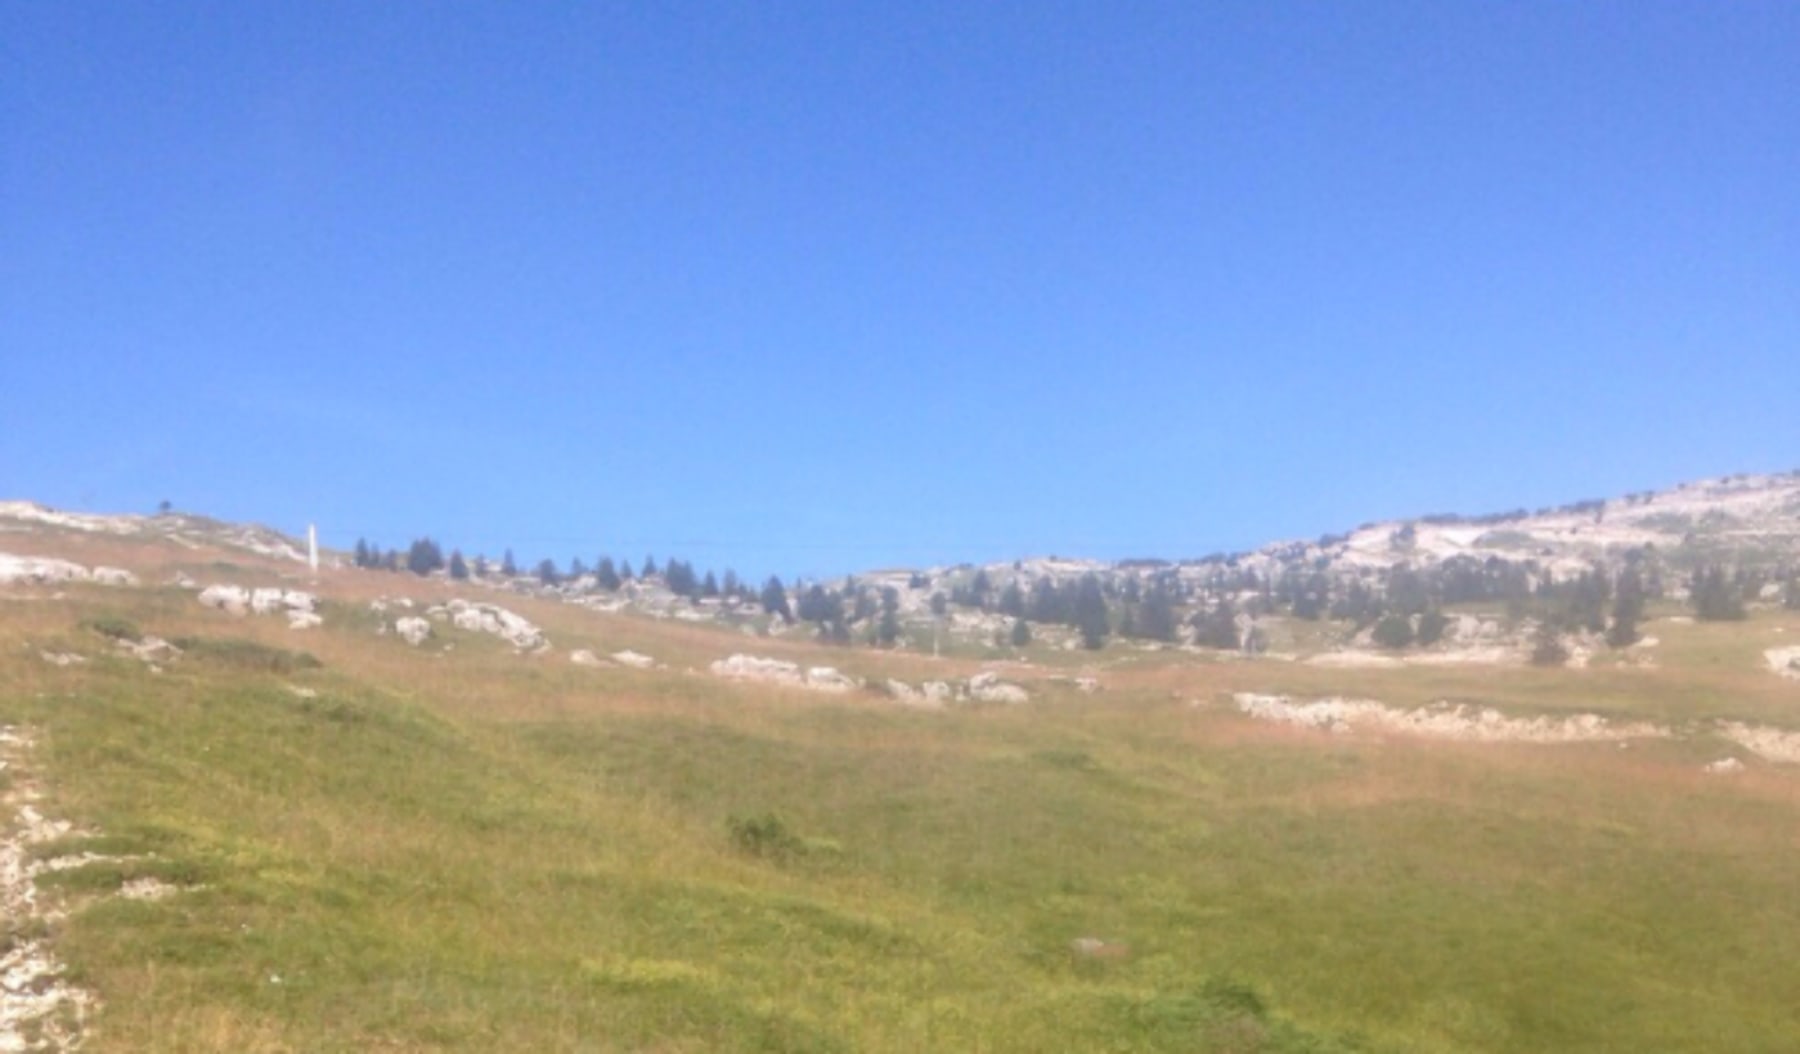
[1530,623,1570,666]
[82,616,142,643]
[727,813,805,860]
[1033,749,1098,772]
[1416,610,1450,646]
[1371,614,1414,650]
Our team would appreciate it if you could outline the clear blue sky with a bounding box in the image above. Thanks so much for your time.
[4,2,1795,579]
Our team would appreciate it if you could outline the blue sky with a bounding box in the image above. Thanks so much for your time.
[4,2,1795,579]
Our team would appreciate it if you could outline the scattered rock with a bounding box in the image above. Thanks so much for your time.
[118,876,179,901]
[117,636,179,664]
[1069,937,1129,960]
[90,566,137,586]
[569,649,604,667]
[611,650,656,669]
[1704,757,1746,775]
[804,666,857,693]
[0,727,97,1049]
[395,617,432,646]
[197,584,250,615]
[38,651,86,668]
[0,553,141,587]
[1231,693,1668,744]
[0,554,86,585]
[1764,647,1800,681]
[287,610,323,630]
[967,671,1029,704]
[447,599,546,651]
[709,654,860,693]
[1718,722,1800,764]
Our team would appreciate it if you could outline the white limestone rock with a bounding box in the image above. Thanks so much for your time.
[197,584,250,615]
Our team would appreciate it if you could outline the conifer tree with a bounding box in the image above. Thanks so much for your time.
[760,577,792,622]
[1607,565,1646,647]
[877,587,901,647]
[501,549,518,577]
[448,550,469,580]
[998,581,1025,618]
[596,558,621,591]
[1074,574,1110,650]
[1691,565,1745,621]
[1136,582,1178,642]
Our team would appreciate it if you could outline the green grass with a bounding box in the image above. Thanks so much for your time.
[1,583,1797,1051]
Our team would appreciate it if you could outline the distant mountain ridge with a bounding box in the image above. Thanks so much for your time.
[6,470,1798,656]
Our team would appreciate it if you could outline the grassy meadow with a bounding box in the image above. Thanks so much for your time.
[1,550,1797,1051]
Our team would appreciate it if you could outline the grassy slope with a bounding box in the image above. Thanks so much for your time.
[1,555,1797,1051]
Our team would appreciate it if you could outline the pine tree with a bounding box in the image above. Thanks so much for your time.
[1691,565,1746,621]
[596,558,621,591]
[448,550,469,580]
[1531,619,1570,666]
[969,569,992,608]
[619,559,634,582]
[998,581,1025,618]
[354,538,372,568]
[1191,598,1240,650]
[1136,582,1178,642]
[702,571,720,597]
[536,558,560,586]
[877,587,901,647]
[1074,574,1110,650]
[1372,613,1414,650]
[641,555,658,579]
[760,577,792,622]
[501,549,518,577]
[1416,609,1450,646]
[1607,565,1645,647]
[1010,618,1032,647]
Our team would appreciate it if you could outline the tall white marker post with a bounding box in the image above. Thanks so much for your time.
[308,525,319,578]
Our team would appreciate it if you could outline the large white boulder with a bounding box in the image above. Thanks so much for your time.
[0,554,91,585]
[447,599,546,650]
[395,617,432,646]
[1764,646,1800,681]
[91,566,138,586]
[804,667,857,693]
[198,584,251,615]
[967,672,1029,704]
